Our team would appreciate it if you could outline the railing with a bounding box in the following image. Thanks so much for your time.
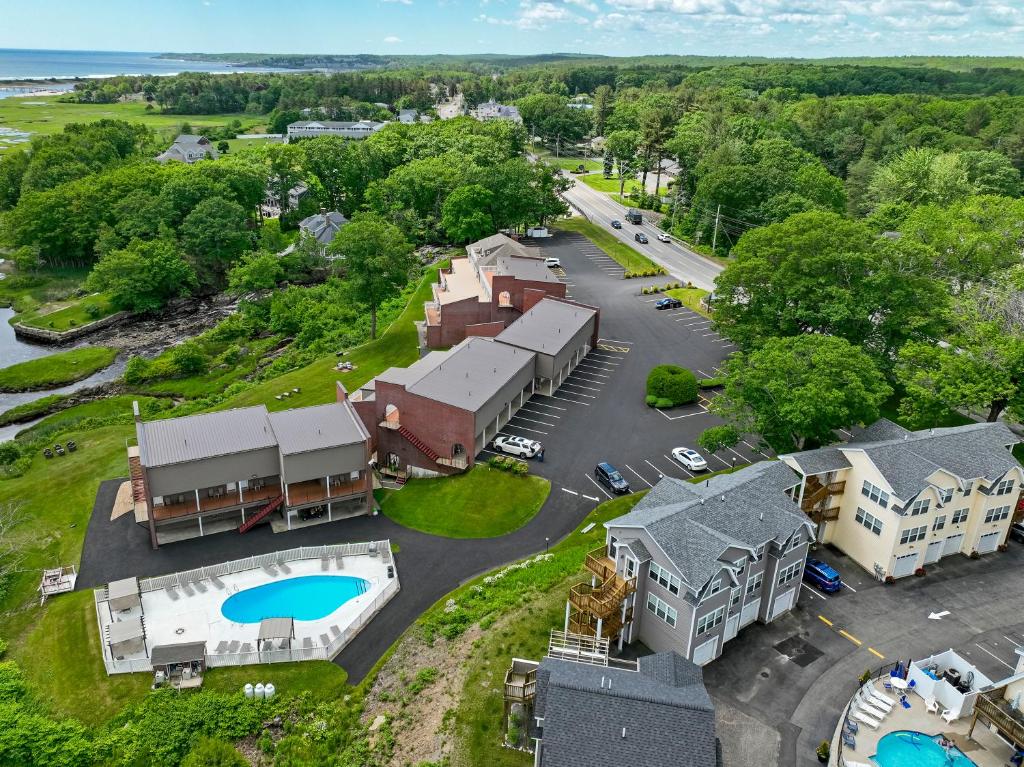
[568,574,636,618]
[547,630,610,666]
[504,664,538,701]
[973,687,1024,748]
[583,546,616,582]
[437,455,469,470]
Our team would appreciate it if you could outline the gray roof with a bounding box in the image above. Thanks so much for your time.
[150,641,207,666]
[138,406,277,468]
[495,298,596,358]
[299,211,348,245]
[288,120,385,130]
[106,576,139,602]
[156,134,217,162]
[784,446,851,476]
[267,402,368,455]
[534,652,717,767]
[107,616,145,644]
[379,337,536,413]
[258,617,294,640]
[609,462,809,591]
[468,233,534,263]
[619,538,652,563]
[495,254,558,283]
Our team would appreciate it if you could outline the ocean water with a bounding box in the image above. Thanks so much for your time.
[0,48,293,81]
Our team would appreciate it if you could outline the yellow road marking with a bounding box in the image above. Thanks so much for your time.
[868,647,885,660]
[838,629,863,646]
[818,615,833,627]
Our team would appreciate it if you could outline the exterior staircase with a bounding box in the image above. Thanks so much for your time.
[566,546,636,640]
[398,425,441,462]
[238,494,285,534]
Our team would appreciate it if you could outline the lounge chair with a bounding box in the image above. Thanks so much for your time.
[940,708,957,724]
[278,560,292,575]
[841,731,857,750]
[330,625,341,638]
[262,564,279,577]
[845,719,859,735]
[226,640,240,653]
[850,709,879,729]
[194,580,208,593]
[862,684,894,711]
[854,693,888,720]
[871,682,897,706]
[181,583,195,597]
[335,555,344,569]
[210,575,225,590]
[302,637,312,649]
[321,556,330,571]
[925,697,939,714]
[214,640,229,653]
[239,642,252,653]
[319,633,330,646]
[165,586,180,601]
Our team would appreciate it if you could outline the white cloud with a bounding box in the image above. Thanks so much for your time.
[382,0,413,4]
[477,0,588,29]
[383,35,403,43]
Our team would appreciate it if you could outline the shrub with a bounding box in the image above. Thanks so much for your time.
[654,397,674,408]
[182,736,248,767]
[84,302,104,320]
[507,724,521,745]
[0,441,20,466]
[487,456,528,475]
[123,356,152,384]
[697,425,741,454]
[698,377,724,388]
[169,340,208,377]
[646,365,698,407]
[0,660,27,702]
[645,394,658,407]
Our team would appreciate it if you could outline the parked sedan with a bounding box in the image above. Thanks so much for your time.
[634,232,649,244]
[671,447,707,471]
[492,435,542,458]
[655,297,682,310]
[657,232,671,243]
[803,558,843,593]
[610,219,623,229]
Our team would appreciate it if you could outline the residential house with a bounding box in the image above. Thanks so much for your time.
[423,233,566,349]
[286,120,387,142]
[472,99,522,123]
[156,134,218,163]
[504,631,720,767]
[298,210,348,255]
[570,463,813,665]
[128,389,371,548]
[398,109,418,124]
[782,419,1024,580]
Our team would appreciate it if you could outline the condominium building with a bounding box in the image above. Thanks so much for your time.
[285,120,387,142]
[569,463,814,666]
[782,419,1023,580]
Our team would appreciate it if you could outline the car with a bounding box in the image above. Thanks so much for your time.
[657,232,671,243]
[595,462,630,494]
[671,447,707,471]
[1010,522,1024,544]
[492,434,542,458]
[544,257,561,268]
[655,297,682,310]
[610,219,622,229]
[803,557,842,593]
[634,232,649,244]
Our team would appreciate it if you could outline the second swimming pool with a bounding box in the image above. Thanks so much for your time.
[221,575,370,623]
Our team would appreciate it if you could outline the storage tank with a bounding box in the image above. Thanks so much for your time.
[264,683,275,700]
[244,683,254,698]
[254,683,265,699]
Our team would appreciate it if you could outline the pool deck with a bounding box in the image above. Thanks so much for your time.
[833,689,1014,767]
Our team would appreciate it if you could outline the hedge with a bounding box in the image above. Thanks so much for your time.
[646,365,698,407]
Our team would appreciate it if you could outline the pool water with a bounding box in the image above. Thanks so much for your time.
[221,575,370,623]
[874,731,978,767]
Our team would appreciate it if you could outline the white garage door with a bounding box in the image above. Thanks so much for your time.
[692,636,719,666]
[977,531,1002,554]
[924,540,944,565]
[770,588,796,620]
[740,597,761,626]
[724,614,740,641]
[943,533,964,557]
[892,552,919,578]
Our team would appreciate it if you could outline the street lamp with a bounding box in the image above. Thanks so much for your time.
[545,537,550,553]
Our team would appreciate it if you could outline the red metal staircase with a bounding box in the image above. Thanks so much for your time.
[238,494,284,534]
[398,425,440,462]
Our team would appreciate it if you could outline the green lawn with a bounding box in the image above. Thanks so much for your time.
[0,346,118,392]
[135,335,282,399]
[16,394,160,440]
[578,173,642,195]
[379,466,550,538]
[555,218,663,273]
[17,293,118,331]
[0,266,91,315]
[540,154,604,173]
[664,286,711,318]
[220,261,445,412]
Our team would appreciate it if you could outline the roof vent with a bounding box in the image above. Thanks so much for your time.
[759,512,764,521]
[700,498,705,505]
[721,495,725,502]
[600,675,606,688]
[622,727,627,739]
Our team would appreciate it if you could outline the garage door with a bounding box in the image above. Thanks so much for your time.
[924,540,944,565]
[740,598,761,626]
[770,588,796,620]
[724,614,740,641]
[977,531,1002,554]
[892,552,919,578]
[692,636,719,666]
[943,533,964,557]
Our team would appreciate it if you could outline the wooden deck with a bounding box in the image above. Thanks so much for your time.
[287,477,367,507]
[153,483,281,521]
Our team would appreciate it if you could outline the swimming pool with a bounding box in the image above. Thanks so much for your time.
[874,731,978,767]
[221,575,370,623]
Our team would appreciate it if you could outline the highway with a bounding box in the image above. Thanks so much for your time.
[560,173,724,292]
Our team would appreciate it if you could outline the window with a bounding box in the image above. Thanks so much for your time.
[937,488,953,504]
[951,509,969,525]
[907,499,931,516]
[855,507,883,536]
[861,480,890,508]
[696,606,726,635]
[646,593,677,627]
[994,479,1015,496]
[985,505,1011,523]
[648,562,681,595]
[755,544,765,560]
[730,586,742,608]
[778,561,802,585]
[733,557,746,575]
[899,526,927,545]
[706,578,723,597]
[790,533,803,550]
[746,572,763,595]
[932,515,946,532]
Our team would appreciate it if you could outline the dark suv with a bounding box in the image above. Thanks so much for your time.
[595,462,630,494]
[1010,522,1024,544]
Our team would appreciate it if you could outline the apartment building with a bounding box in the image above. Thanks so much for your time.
[422,233,566,349]
[569,463,814,666]
[128,394,371,548]
[285,120,387,142]
[782,419,1023,580]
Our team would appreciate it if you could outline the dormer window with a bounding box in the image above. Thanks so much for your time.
[907,499,930,516]
[994,479,1015,496]
[962,481,973,496]
[937,488,953,504]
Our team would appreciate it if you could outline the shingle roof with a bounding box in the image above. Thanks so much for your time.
[784,446,851,476]
[620,538,652,563]
[495,298,596,357]
[609,462,808,590]
[299,211,348,245]
[534,652,717,767]
[468,233,534,263]
[139,406,277,467]
[267,402,368,455]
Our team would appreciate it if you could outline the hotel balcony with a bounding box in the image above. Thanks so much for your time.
[285,475,368,508]
[152,479,281,522]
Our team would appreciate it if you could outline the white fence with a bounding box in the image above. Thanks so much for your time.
[97,541,399,675]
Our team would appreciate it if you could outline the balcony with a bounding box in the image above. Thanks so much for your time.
[583,547,616,582]
[973,687,1024,749]
[504,659,538,703]
[153,482,280,522]
[568,574,636,619]
[568,607,633,639]
[287,476,368,507]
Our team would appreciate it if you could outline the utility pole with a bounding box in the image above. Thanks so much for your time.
[711,204,721,252]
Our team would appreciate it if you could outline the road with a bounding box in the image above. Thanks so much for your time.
[561,173,724,292]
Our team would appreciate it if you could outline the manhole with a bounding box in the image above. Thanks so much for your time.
[759,670,770,679]
[175,627,185,635]
[774,635,823,667]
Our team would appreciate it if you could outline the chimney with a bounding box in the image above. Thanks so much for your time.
[132,401,141,424]
[335,381,348,402]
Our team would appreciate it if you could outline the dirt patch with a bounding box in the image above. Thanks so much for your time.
[362,623,484,766]
[109,481,133,520]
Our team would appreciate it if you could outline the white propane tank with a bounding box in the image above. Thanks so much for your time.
[244,683,254,699]
[254,683,265,699]
[264,683,275,700]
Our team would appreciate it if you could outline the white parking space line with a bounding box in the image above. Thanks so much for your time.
[709,452,732,468]
[656,408,711,420]
[584,473,612,499]
[510,415,557,427]
[527,399,567,411]
[561,488,579,496]
[518,407,561,419]
[582,358,619,367]
[842,582,857,593]
[662,455,693,478]
[701,332,719,337]
[501,425,547,435]
[975,643,1016,671]
[572,368,611,379]
[567,374,606,385]
[546,395,590,405]
[625,464,654,488]
[801,583,826,601]
[589,351,625,360]
[561,381,601,392]
[696,369,714,378]
[557,386,597,398]
[577,364,617,374]
[726,446,747,463]
[479,448,503,458]
[643,459,668,480]
[598,338,633,345]
[1002,635,1022,648]
[583,494,601,502]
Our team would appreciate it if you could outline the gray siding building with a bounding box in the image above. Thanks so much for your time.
[570,462,813,666]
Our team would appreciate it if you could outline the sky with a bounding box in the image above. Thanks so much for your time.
[1,0,1023,58]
